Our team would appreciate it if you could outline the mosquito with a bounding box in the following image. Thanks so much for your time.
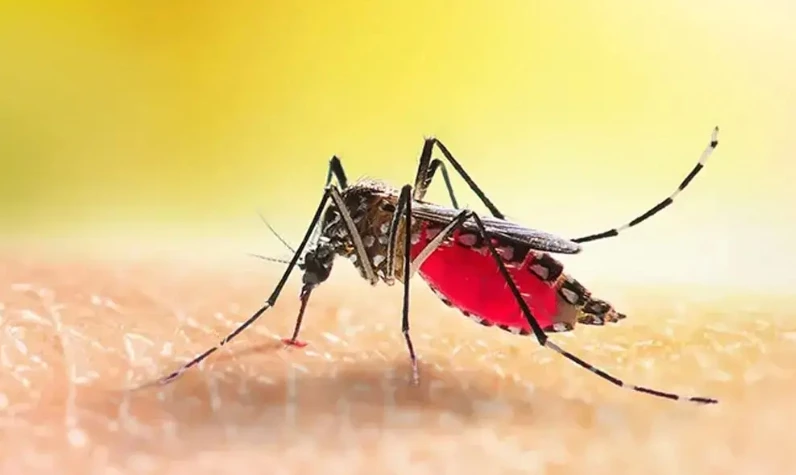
[158,127,720,404]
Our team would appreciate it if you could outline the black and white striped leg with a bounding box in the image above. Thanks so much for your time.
[384,185,411,286]
[412,138,505,219]
[156,182,378,384]
[398,186,419,383]
[282,186,377,348]
[155,186,335,385]
[380,185,419,382]
[308,156,351,248]
[466,211,718,405]
[327,185,379,285]
[383,185,474,384]
[572,127,719,244]
[411,128,719,247]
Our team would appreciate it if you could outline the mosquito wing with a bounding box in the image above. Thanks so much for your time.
[412,202,581,254]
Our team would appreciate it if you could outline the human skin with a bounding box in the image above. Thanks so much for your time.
[1,244,795,474]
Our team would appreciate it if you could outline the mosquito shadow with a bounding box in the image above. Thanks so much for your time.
[113,357,606,432]
[213,340,298,362]
[52,350,662,461]
[128,340,288,391]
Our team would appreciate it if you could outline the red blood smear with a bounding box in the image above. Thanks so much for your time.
[281,338,309,348]
[411,233,558,331]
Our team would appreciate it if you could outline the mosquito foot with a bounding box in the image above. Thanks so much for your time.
[281,338,308,348]
[157,372,181,386]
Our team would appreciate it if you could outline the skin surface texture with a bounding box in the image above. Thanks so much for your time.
[1,245,795,474]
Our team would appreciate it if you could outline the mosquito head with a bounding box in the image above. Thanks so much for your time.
[298,237,336,287]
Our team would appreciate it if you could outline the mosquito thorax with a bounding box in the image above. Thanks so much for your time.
[317,179,409,284]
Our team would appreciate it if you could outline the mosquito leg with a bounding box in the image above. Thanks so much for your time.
[308,156,351,247]
[571,127,719,244]
[381,185,421,382]
[384,185,412,286]
[420,159,460,208]
[413,127,719,246]
[328,185,379,285]
[407,210,472,280]
[412,138,505,219]
[396,185,420,383]
[282,188,378,351]
[383,186,476,384]
[466,211,718,405]
[326,156,349,189]
[155,187,335,385]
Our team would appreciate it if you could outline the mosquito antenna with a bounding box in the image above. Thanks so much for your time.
[247,253,298,265]
[252,215,305,266]
[257,210,296,253]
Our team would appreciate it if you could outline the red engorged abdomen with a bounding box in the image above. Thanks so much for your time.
[409,227,560,331]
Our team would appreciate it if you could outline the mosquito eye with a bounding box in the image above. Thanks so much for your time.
[381,202,396,212]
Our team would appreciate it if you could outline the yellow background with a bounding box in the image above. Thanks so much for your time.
[2,1,795,288]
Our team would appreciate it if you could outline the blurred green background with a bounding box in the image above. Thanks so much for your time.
[1,1,794,288]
